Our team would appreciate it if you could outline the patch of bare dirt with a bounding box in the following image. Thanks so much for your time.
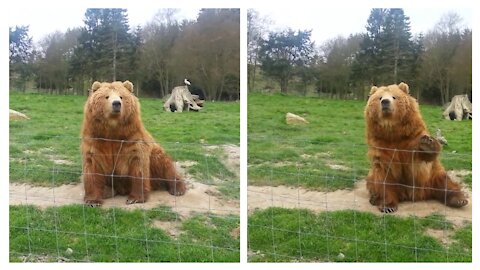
[10,180,239,218]
[230,227,240,239]
[425,228,454,246]
[10,145,241,218]
[248,170,471,227]
[152,220,181,238]
[326,163,349,171]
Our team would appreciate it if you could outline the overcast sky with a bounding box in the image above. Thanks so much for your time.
[8,5,472,45]
[255,7,472,45]
[8,7,200,43]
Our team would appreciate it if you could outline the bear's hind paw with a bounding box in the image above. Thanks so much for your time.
[447,197,468,208]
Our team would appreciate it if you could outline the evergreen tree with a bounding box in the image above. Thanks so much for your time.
[353,8,415,85]
[9,25,34,91]
[73,8,134,82]
[258,29,314,93]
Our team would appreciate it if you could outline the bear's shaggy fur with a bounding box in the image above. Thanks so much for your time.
[364,82,467,213]
[81,81,186,206]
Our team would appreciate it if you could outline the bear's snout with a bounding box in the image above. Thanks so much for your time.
[381,98,391,110]
[112,100,122,113]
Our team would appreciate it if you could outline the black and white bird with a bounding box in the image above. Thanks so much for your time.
[184,78,191,86]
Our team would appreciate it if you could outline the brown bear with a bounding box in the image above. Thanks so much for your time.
[81,80,186,206]
[364,82,468,213]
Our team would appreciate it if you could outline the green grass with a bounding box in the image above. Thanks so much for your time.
[248,92,472,189]
[9,91,240,262]
[10,205,239,262]
[248,208,471,262]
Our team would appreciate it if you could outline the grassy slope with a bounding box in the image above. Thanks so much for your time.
[9,92,240,262]
[248,92,472,189]
[247,92,472,262]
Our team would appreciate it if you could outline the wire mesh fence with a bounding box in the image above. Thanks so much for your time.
[9,134,240,262]
[247,139,472,262]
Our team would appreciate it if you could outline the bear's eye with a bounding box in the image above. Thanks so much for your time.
[105,96,109,99]
[392,96,396,100]
[379,97,382,100]
[120,96,123,99]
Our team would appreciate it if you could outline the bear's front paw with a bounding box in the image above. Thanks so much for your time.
[126,195,146,204]
[169,181,186,196]
[419,135,440,152]
[378,204,398,213]
[85,198,103,207]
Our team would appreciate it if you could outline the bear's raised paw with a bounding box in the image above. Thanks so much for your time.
[419,135,440,152]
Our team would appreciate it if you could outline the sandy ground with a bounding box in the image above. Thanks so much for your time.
[9,144,240,218]
[10,181,239,217]
[248,171,471,227]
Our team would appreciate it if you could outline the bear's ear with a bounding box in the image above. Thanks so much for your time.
[123,80,134,93]
[369,86,378,95]
[398,82,409,94]
[91,81,102,92]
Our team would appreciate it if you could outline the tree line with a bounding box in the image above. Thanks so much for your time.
[248,8,471,105]
[9,8,240,100]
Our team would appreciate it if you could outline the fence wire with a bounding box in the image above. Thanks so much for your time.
[9,135,240,262]
[247,139,472,262]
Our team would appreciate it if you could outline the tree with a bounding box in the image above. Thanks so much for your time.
[409,33,425,100]
[352,8,415,86]
[9,25,33,91]
[317,34,362,99]
[451,29,472,96]
[420,12,467,104]
[33,28,82,94]
[382,8,414,83]
[247,9,269,91]
[138,9,182,97]
[170,9,240,100]
[258,29,314,93]
[72,8,135,83]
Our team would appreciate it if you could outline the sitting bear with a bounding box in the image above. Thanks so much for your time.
[81,80,186,206]
[364,82,468,213]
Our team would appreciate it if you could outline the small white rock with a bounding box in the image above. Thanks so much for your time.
[65,248,73,255]
[286,112,309,125]
[337,252,345,260]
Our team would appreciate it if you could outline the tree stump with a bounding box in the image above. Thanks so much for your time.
[442,94,472,120]
[163,86,203,112]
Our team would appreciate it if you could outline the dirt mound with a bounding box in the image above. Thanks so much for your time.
[248,171,471,227]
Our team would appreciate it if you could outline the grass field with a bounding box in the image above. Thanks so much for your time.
[247,92,472,262]
[9,91,240,262]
